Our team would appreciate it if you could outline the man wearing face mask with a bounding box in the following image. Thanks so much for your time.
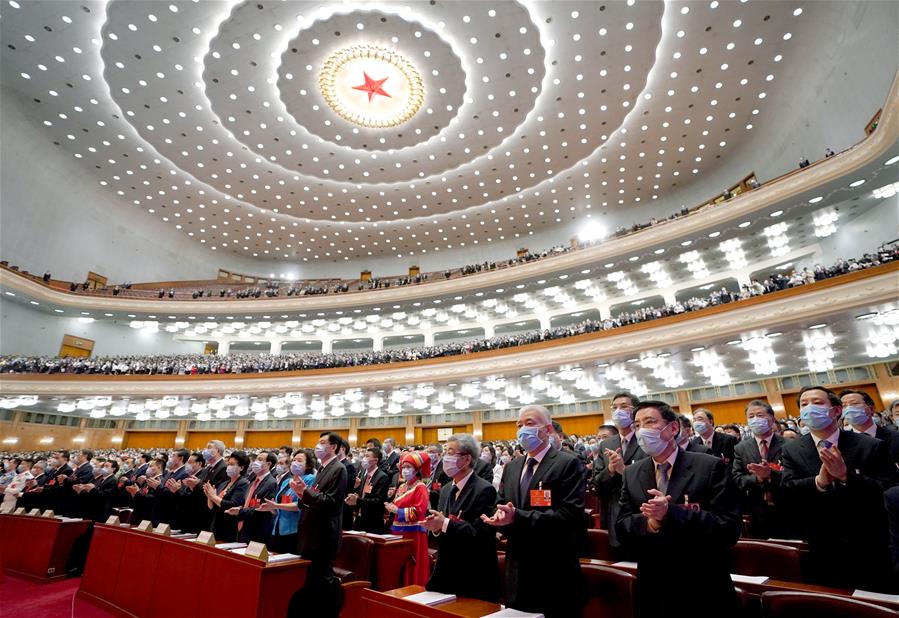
[592,392,647,553]
[425,443,450,509]
[675,415,711,454]
[482,405,586,618]
[175,452,209,534]
[2,459,33,511]
[346,446,389,533]
[424,433,500,603]
[690,408,738,465]
[336,439,357,530]
[202,440,229,488]
[288,432,347,618]
[153,448,189,526]
[732,400,787,539]
[840,389,899,467]
[473,444,495,483]
[617,401,741,618]
[44,451,72,514]
[58,449,95,517]
[228,451,278,545]
[781,385,896,592]
[81,460,119,522]
[382,437,400,480]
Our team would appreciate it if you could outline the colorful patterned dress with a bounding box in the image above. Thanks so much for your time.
[389,480,431,585]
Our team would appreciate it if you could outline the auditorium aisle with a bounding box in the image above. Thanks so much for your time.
[0,575,114,618]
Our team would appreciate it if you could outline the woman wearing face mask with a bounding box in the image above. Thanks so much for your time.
[493,449,511,491]
[203,451,250,543]
[385,451,431,586]
[260,449,317,554]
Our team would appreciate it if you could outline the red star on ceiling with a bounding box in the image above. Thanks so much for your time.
[352,72,391,103]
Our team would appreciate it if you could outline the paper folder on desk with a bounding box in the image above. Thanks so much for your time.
[404,591,457,606]
[480,609,545,618]
[730,574,769,585]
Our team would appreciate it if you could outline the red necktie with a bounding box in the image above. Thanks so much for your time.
[237,478,260,532]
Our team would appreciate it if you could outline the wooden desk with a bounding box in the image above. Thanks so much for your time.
[78,524,309,618]
[362,585,501,618]
[344,533,414,591]
[0,513,91,582]
[579,559,899,612]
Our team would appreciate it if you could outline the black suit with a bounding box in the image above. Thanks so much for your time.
[45,463,73,514]
[498,447,585,618]
[591,433,647,548]
[64,462,95,518]
[781,430,896,592]
[616,449,741,618]
[86,474,119,522]
[885,485,899,584]
[874,425,899,467]
[292,458,347,618]
[684,440,712,455]
[175,466,211,534]
[209,477,249,543]
[426,472,500,603]
[341,459,357,530]
[427,461,452,509]
[732,433,787,539]
[353,468,389,534]
[692,432,739,464]
[152,465,189,526]
[236,472,278,544]
[474,458,493,483]
[383,451,400,478]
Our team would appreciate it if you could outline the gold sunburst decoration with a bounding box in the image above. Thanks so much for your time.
[319,44,425,129]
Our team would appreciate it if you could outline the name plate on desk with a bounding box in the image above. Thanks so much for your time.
[135,520,153,532]
[13,507,26,515]
[153,523,172,536]
[105,515,121,526]
[244,541,269,562]
[0,505,13,514]
[27,508,41,516]
[42,510,56,518]
[195,531,216,546]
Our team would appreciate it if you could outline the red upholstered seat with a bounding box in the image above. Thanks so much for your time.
[583,528,614,561]
[730,540,803,582]
[761,591,897,618]
[333,535,375,583]
[581,563,636,618]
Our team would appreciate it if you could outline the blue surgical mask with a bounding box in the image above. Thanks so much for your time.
[611,409,633,429]
[873,415,883,427]
[841,406,869,427]
[314,444,329,461]
[226,465,240,479]
[747,417,771,436]
[517,426,544,452]
[290,461,304,477]
[636,426,673,458]
[799,426,811,436]
[202,448,215,460]
[401,467,416,482]
[274,464,286,477]
[442,454,462,477]
[693,420,710,435]
[248,461,263,475]
[800,404,833,431]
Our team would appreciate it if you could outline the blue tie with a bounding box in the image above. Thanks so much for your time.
[519,458,537,507]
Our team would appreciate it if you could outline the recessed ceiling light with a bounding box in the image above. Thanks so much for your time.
[854,312,877,321]
[884,155,899,166]
[809,323,827,330]
[849,179,865,187]
[691,346,705,352]
[770,210,784,217]
[808,196,824,204]
[738,221,751,228]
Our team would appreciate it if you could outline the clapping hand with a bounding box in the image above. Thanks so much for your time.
[746,462,771,482]
[345,493,358,506]
[480,502,516,527]
[606,448,625,476]
[224,507,240,516]
[819,444,848,482]
[384,502,399,514]
[165,478,182,492]
[182,476,200,490]
[257,499,278,512]
[423,509,446,533]
[640,489,670,528]
[289,476,307,496]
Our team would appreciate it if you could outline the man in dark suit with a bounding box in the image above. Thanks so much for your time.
[617,401,741,618]
[346,447,389,533]
[473,456,494,483]
[202,441,229,488]
[44,451,73,513]
[781,385,896,592]
[57,449,95,517]
[19,460,48,512]
[175,452,209,533]
[841,389,899,466]
[231,451,278,544]
[691,408,738,465]
[592,392,647,553]
[82,460,120,521]
[675,415,712,454]
[153,448,190,526]
[731,400,788,539]
[482,405,585,618]
[382,438,400,480]
[426,443,451,509]
[289,431,348,618]
[337,439,357,530]
[425,433,500,603]
[885,486,899,585]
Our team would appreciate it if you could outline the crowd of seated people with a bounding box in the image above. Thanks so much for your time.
[2,389,898,616]
[1,248,895,377]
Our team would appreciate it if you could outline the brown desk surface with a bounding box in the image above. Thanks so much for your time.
[363,585,502,618]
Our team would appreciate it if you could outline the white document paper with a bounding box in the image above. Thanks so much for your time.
[611,561,638,569]
[730,574,769,585]
[852,589,899,604]
[215,542,248,550]
[404,591,457,606]
[266,553,302,564]
[480,609,545,618]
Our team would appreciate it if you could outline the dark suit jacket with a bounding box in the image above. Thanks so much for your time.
[298,458,347,561]
[44,463,72,514]
[498,448,585,618]
[732,434,786,538]
[781,430,896,591]
[616,449,741,618]
[62,462,95,518]
[473,458,493,483]
[341,459,357,530]
[237,472,278,543]
[885,485,899,580]
[875,425,899,467]
[353,468,389,534]
[175,465,211,534]
[428,461,452,509]
[426,473,500,603]
[383,451,400,477]
[591,433,646,547]
[210,477,250,543]
[684,441,712,455]
[692,432,738,464]
[153,465,189,526]
[87,474,119,522]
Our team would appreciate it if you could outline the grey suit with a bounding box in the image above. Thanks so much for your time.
[591,432,647,547]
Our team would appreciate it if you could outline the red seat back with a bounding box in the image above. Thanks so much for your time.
[730,540,803,582]
[761,591,897,618]
[581,564,635,618]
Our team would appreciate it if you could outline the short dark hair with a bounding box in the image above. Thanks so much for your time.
[745,399,775,417]
[107,460,119,473]
[675,415,692,430]
[693,408,715,424]
[551,420,564,437]
[366,447,383,463]
[598,424,619,436]
[838,389,875,407]
[229,450,250,471]
[299,448,317,474]
[57,450,70,461]
[139,453,152,463]
[320,431,342,448]
[279,446,294,456]
[263,451,278,468]
[173,448,190,462]
[797,385,840,407]
[365,437,382,449]
[634,400,677,423]
[189,451,205,466]
[339,438,350,456]
[611,392,640,407]
[80,448,94,460]
[151,457,166,470]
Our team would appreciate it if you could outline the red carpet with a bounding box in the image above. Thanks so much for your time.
[0,574,114,618]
